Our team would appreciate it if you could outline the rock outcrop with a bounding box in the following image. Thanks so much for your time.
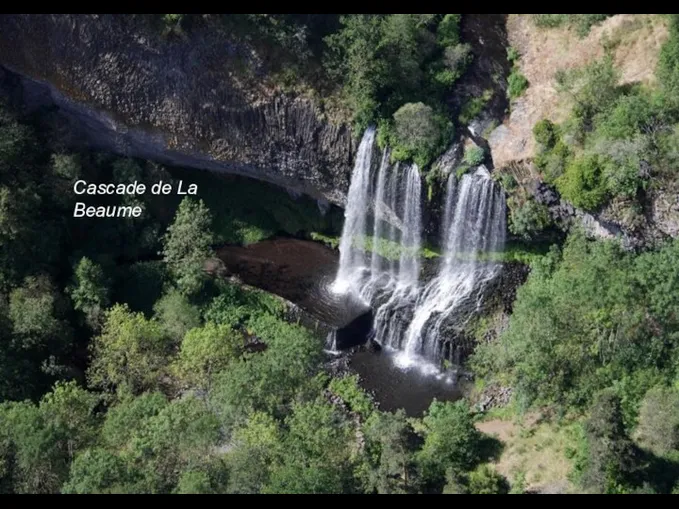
[0,14,355,205]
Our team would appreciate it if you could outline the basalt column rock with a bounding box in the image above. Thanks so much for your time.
[0,14,355,205]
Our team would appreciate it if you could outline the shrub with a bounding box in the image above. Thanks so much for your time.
[556,154,608,210]
[463,145,485,166]
[535,140,572,183]
[533,119,558,148]
[506,46,520,64]
[437,14,461,46]
[458,89,493,125]
[508,198,552,240]
[467,464,510,494]
[508,69,529,99]
[389,102,452,167]
[393,102,440,153]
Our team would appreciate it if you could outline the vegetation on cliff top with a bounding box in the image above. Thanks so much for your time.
[325,14,471,168]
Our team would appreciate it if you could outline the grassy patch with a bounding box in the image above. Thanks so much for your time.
[310,232,340,249]
[476,413,580,493]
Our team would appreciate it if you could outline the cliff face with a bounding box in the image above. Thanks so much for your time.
[0,14,355,206]
[487,14,678,247]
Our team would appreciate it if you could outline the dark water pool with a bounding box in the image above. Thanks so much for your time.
[216,237,468,416]
[349,348,468,416]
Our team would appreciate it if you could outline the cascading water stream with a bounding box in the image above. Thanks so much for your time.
[331,127,506,376]
[396,167,506,371]
[332,126,376,297]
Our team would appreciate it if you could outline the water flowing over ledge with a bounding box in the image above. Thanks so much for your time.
[330,128,507,376]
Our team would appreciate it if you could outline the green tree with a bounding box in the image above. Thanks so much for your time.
[153,288,201,342]
[391,102,445,166]
[68,257,110,329]
[416,400,482,489]
[508,197,552,240]
[62,448,130,494]
[113,395,221,493]
[226,411,282,493]
[87,304,171,394]
[161,197,214,296]
[264,399,355,494]
[210,314,323,426]
[360,409,420,493]
[578,391,641,494]
[0,381,100,493]
[173,322,243,389]
[437,14,461,46]
[556,154,608,210]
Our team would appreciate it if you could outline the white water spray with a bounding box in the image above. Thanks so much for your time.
[332,127,506,374]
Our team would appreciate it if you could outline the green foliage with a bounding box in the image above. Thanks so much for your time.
[635,385,679,456]
[458,89,493,125]
[209,313,323,427]
[463,144,485,166]
[9,275,71,352]
[508,197,553,240]
[62,448,130,494]
[161,197,213,296]
[657,15,679,109]
[68,257,110,329]
[532,14,613,37]
[359,409,420,494]
[264,399,355,494]
[509,469,527,494]
[225,411,281,493]
[152,289,201,342]
[466,464,510,494]
[507,69,529,100]
[87,304,171,395]
[476,232,679,413]
[310,232,339,249]
[416,400,482,489]
[324,14,469,165]
[328,374,375,419]
[506,46,520,64]
[556,154,608,210]
[0,381,100,493]
[438,43,472,86]
[173,322,243,389]
[506,46,528,100]
[533,119,558,148]
[437,14,461,46]
[576,391,642,493]
[379,102,452,168]
[203,281,285,329]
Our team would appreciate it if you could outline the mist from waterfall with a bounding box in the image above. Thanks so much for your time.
[331,128,506,375]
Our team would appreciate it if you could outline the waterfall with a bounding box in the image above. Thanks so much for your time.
[332,127,423,303]
[397,167,506,369]
[331,126,506,375]
[397,164,422,288]
[332,127,376,296]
